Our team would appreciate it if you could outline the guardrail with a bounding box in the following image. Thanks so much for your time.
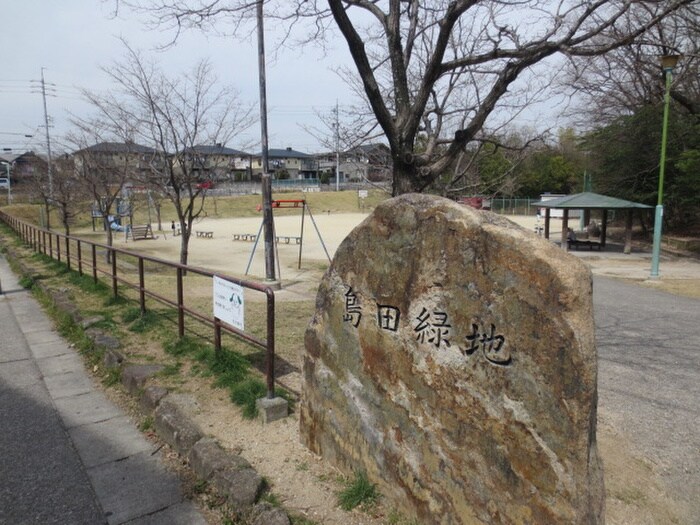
[0,211,278,398]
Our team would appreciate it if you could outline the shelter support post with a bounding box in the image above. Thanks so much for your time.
[544,208,551,240]
[624,210,633,255]
[601,210,608,248]
[561,209,569,251]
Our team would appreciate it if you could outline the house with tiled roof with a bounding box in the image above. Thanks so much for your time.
[185,144,252,182]
[72,141,156,180]
[316,143,391,183]
[0,151,48,187]
[251,147,318,179]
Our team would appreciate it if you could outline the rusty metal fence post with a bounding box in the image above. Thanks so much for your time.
[65,236,71,271]
[266,289,275,399]
[176,267,184,338]
[91,244,97,284]
[111,249,118,298]
[138,258,145,313]
[214,318,222,354]
[77,241,82,276]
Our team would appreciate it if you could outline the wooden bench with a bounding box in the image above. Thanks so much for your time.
[232,233,301,244]
[127,224,157,241]
[276,236,302,245]
[568,239,602,251]
[196,231,214,239]
[232,233,257,242]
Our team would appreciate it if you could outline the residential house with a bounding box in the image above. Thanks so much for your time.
[0,151,48,187]
[251,147,318,180]
[316,143,391,183]
[186,144,252,183]
[72,141,156,183]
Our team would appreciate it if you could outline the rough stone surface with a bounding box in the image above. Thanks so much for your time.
[250,503,291,525]
[140,386,169,413]
[301,194,604,525]
[188,438,263,508]
[80,315,104,329]
[51,292,82,322]
[211,466,263,508]
[255,396,289,424]
[103,349,125,369]
[188,438,252,479]
[154,395,203,456]
[188,438,230,479]
[85,329,121,351]
[121,364,164,395]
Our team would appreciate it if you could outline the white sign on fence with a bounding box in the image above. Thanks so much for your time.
[213,276,244,330]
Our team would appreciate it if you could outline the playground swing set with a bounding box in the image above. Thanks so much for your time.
[245,199,331,278]
[90,198,132,232]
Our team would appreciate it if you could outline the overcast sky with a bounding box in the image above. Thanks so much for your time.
[1,1,573,160]
[1,0,353,155]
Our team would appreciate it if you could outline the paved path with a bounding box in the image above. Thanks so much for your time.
[0,255,207,525]
[594,276,700,519]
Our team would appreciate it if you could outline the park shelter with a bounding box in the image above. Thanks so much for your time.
[534,192,652,254]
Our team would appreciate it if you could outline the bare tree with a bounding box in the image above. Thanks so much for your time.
[563,3,700,126]
[67,133,136,261]
[125,0,692,196]
[27,167,54,230]
[446,131,546,197]
[51,155,85,236]
[83,43,254,267]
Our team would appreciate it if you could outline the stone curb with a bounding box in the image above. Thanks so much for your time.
[145,391,286,520]
[0,244,291,523]
[188,438,263,507]
[153,394,205,457]
[122,364,165,395]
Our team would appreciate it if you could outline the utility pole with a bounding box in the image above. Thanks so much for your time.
[40,68,54,200]
[256,0,277,285]
[334,100,340,192]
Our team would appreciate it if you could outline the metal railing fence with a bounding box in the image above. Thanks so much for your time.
[0,211,278,398]
[489,198,539,215]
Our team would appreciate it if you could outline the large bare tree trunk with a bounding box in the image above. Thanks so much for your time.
[392,160,419,196]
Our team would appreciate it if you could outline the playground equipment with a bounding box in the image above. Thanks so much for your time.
[109,219,128,232]
[245,199,331,278]
[91,197,132,231]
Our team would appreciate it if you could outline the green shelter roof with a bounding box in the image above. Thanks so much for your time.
[533,192,652,209]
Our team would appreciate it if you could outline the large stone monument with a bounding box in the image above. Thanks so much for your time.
[300,194,604,524]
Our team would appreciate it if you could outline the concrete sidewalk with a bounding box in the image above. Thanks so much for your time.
[0,254,208,525]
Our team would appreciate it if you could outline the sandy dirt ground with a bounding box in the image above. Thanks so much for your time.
[101,212,700,298]
[76,212,700,524]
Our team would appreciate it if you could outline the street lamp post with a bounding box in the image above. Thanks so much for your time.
[650,54,680,279]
